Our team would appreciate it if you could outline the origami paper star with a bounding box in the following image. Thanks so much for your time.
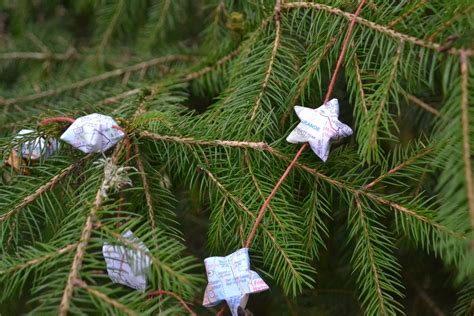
[60,113,125,153]
[102,230,152,291]
[15,129,59,160]
[286,98,353,161]
[203,248,269,316]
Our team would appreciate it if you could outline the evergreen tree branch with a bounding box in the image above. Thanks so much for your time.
[148,0,171,46]
[133,143,156,229]
[363,146,433,190]
[352,51,368,116]
[140,131,270,150]
[97,0,125,57]
[369,43,402,154]
[147,290,197,315]
[0,243,76,275]
[353,195,388,315]
[0,49,77,61]
[459,52,474,233]
[59,147,123,316]
[103,88,142,105]
[183,48,240,82]
[280,35,339,126]
[0,55,194,106]
[387,0,428,28]
[250,0,282,120]
[281,2,474,57]
[426,4,474,41]
[74,279,138,316]
[404,91,441,116]
[0,158,87,223]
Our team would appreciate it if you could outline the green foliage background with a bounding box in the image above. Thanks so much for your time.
[0,0,473,315]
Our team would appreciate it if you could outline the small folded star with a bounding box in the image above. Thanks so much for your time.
[286,98,353,161]
[203,248,269,316]
[60,113,124,153]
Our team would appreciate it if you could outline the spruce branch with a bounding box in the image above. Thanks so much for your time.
[363,146,433,190]
[147,290,197,316]
[0,49,77,61]
[140,131,270,150]
[459,52,474,233]
[74,279,138,316]
[59,147,123,316]
[0,243,76,275]
[280,34,339,126]
[183,48,240,82]
[426,4,474,41]
[0,55,194,106]
[352,51,369,116]
[250,0,282,120]
[353,195,389,315]
[97,0,125,58]
[281,2,474,57]
[0,157,87,223]
[404,91,441,116]
[387,0,429,28]
[133,143,156,229]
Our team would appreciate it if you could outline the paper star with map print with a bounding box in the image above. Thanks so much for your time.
[203,248,269,316]
[102,230,152,291]
[286,98,353,161]
[60,113,124,153]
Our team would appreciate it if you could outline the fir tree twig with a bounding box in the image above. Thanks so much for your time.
[74,279,138,316]
[281,2,474,57]
[250,0,282,120]
[426,4,474,41]
[0,55,195,106]
[459,52,474,232]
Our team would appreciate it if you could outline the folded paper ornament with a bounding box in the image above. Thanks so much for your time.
[286,98,353,161]
[102,230,152,291]
[203,248,269,316]
[15,129,59,160]
[60,113,125,153]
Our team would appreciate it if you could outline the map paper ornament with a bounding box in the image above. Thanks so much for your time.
[102,230,152,291]
[15,129,59,160]
[60,113,124,153]
[203,248,269,316]
[286,98,353,161]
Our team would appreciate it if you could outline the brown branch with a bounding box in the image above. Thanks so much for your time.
[134,144,156,229]
[104,88,142,105]
[184,48,240,81]
[75,279,138,316]
[0,55,194,106]
[140,131,270,150]
[147,290,197,315]
[59,148,122,316]
[354,196,387,315]
[364,146,433,190]
[250,0,282,120]
[427,4,474,41]
[0,158,87,223]
[459,52,474,233]
[387,0,428,28]
[404,92,441,116]
[0,244,77,275]
[281,2,474,57]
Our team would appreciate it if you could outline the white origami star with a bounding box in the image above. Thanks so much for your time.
[286,98,353,161]
[102,230,152,291]
[15,129,59,160]
[60,113,125,153]
[203,248,269,316]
